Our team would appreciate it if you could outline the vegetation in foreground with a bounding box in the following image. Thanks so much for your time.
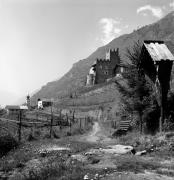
[0,130,174,180]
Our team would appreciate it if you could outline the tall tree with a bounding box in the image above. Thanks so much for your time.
[115,42,153,133]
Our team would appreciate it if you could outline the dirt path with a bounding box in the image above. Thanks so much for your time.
[79,121,113,143]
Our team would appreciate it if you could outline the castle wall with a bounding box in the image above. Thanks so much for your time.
[95,60,113,84]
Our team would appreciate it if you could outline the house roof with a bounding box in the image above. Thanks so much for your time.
[5,105,28,110]
[143,40,174,61]
[42,98,52,102]
[5,105,20,110]
[20,106,28,110]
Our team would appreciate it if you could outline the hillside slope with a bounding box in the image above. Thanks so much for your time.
[32,11,174,101]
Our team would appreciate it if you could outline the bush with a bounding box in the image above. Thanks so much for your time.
[112,129,127,137]
[165,132,174,138]
[67,132,71,136]
[43,133,51,139]
[0,135,18,157]
[52,131,60,139]
[27,133,36,141]
[163,121,174,131]
[143,106,160,134]
[34,130,41,137]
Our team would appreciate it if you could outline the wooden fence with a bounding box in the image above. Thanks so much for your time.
[0,110,92,142]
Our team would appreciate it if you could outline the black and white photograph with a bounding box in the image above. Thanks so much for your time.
[0,0,174,179]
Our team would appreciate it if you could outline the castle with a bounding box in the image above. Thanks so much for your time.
[86,48,123,86]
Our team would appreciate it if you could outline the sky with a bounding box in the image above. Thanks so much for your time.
[0,0,174,105]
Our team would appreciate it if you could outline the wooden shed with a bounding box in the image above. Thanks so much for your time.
[140,40,174,132]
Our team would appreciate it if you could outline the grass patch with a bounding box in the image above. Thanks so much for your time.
[156,168,174,177]
[24,159,84,180]
[0,144,36,172]
[115,156,161,173]
[150,148,174,159]
[0,139,97,173]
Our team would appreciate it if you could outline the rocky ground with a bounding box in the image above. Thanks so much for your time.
[0,122,174,180]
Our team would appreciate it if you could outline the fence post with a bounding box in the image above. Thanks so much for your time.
[59,109,62,131]
[72,110,75,123]
[66,113,71,135]
[18,110,22,142]
[50,102,53,138]
[84,117,86,129]
[36,111,38,121]
[66,113,69,132]
[79,118,81,129]
[66,113,68,124]
[69,117,71,134]
[69,111,75,135]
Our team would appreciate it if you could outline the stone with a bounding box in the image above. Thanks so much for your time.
[84,174,89,180]
[71,154,87,163]
[101,145,133,154]
[135,150,147,156]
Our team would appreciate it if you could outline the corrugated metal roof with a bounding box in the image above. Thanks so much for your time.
[144,41,174,61]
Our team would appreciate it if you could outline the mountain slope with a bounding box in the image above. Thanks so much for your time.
[32,11,174,101]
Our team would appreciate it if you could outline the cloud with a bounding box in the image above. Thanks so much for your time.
[169,1,174,9]
[137,5,164,18]
[99,18,122,45]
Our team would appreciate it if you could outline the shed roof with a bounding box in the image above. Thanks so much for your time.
[143,40,174,61]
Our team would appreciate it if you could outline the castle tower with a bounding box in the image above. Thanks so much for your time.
[106,49,110,60]
[106,48,120,62]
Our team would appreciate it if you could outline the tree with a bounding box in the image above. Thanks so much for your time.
[115,42,153,133]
